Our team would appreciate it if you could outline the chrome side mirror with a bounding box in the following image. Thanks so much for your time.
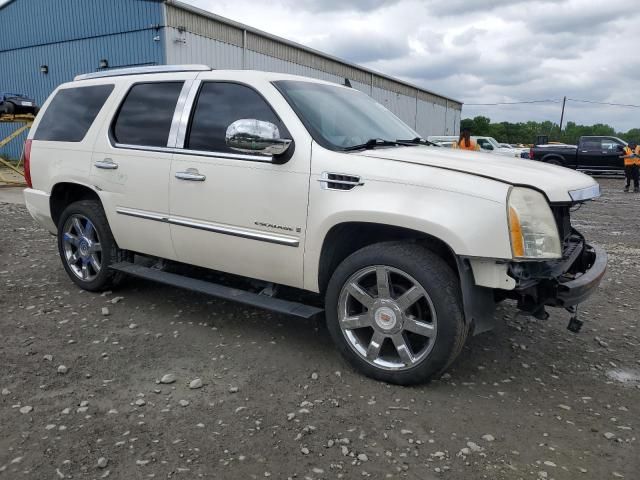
[225,119,292,156]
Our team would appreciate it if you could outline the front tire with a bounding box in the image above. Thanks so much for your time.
[57,200,125,291]
[325,242,468,385]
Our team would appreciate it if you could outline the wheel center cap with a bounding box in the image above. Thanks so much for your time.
[79,239,90,256]
[374,306,398,331]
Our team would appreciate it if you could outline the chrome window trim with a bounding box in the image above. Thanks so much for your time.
[109,79,282,164]
[112,143,176,154]
[176,148,273,162]
[115,208,299,247]
[112,143,272,162]
[175,79,202,149]
[569,184,601,202]
[167,80,195,148]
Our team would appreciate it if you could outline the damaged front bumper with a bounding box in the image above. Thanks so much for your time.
[456,231,607,336]
[508,232,607,315]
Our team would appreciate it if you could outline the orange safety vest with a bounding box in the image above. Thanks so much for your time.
[455,138,479,151]
[622,146,640,166]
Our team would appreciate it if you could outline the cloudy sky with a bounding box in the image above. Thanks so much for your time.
[184,0,639,132]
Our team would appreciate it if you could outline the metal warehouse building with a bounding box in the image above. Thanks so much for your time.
[0,0,462,159]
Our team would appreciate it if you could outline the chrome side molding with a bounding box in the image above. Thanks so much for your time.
[115,208,299,247]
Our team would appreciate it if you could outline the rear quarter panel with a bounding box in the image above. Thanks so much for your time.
[26,80,122,226]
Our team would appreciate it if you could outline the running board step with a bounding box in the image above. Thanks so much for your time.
[109,262,324,319]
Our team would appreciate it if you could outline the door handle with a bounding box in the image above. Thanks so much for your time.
[175,169,206,181]
[94,158,118,170]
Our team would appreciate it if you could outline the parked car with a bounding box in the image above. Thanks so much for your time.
[475,136,526,158]
[0,92,38,115]
[427,135,524,157]
[23,66,607,385]
[529,136,627,173]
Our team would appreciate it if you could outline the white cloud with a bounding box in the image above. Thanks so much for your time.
[182,0,640,131]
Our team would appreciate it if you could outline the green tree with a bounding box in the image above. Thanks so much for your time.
[460,116,639,145]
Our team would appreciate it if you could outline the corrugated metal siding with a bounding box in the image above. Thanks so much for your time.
[351,80,372,96]
[0,0,165,159]
[165,29,243,68]
[164,3,460,108]
[0,0,164,52]
[245,51,345,84]
[371,87,416,130]
[448,105,461,136]
[246,33,372,85]
[165,25,460,137]
[417,100,447,136]
[165,4,243,47]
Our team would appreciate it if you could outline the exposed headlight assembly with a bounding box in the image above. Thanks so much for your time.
[508,187,561,260]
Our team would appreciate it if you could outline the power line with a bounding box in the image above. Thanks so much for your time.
[464,98,640,108]
[567,98,640,108]
[464,99,560,106]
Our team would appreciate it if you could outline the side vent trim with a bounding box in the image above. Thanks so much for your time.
[318,172,364,191]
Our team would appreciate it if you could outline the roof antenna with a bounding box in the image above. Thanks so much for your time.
[344,78,352,88]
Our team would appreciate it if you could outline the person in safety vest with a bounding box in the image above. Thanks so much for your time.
[620,141,640,193]
[453,128,480,151]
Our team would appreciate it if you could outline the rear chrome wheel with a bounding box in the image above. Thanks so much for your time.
[338,265,437,371]
[62,214,102,282]
[57,200,126,291]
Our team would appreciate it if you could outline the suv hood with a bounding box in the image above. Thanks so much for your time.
[359,146,598,203]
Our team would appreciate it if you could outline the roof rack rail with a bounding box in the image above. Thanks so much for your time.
[74,64,212,81]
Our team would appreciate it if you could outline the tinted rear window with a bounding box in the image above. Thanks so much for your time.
[34,84,114,142]
[112,82,183,147]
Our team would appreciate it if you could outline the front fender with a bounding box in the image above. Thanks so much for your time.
[303,178,512,291]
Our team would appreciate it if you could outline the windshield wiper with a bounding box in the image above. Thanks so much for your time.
[395,137,438,146]
[342,138,407,151]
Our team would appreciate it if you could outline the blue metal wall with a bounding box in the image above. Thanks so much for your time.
[0,0,166,159]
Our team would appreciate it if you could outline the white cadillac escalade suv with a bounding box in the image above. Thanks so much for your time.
[23,65,606,384]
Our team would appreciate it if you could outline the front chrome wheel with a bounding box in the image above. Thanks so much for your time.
[61,214,102,282]
[337,265,437,371]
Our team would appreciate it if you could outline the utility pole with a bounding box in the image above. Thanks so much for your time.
[559,96,567,131]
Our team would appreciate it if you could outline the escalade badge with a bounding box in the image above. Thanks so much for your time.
[255,221,301,233]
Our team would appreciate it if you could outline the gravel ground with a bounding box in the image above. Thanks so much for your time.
[1,178,638,479]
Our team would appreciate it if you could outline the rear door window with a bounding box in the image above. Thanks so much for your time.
[112,82,184,147]
[581,140,600,151]
[34,84,114,142]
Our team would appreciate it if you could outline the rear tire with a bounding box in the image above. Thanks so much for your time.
[546,158,563,166]
[325,242,468,385]
[57,200,126,292]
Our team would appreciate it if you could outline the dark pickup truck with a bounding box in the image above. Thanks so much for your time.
[529,136,627,173]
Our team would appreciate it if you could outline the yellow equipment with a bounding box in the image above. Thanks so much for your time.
[0,114,34,186]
